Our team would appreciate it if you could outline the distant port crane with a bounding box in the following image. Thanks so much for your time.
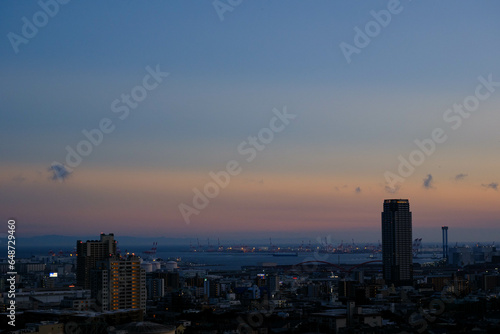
[413,238,422,258]
[143,242,158,255]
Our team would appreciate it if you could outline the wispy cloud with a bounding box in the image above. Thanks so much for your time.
[355,186,361,193]
[49,163,71,182]
[423,174,433,189]
[481,182,498,191]
[454,173,468,181]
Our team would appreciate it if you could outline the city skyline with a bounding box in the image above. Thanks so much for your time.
[1,1,500,242]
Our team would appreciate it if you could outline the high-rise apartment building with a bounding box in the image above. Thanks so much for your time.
[266,274,280,296]
[382,199,413,285]
[76,233,117,289]
[146,277,165,301]
[92,256,146,312]
[203,278,220,298]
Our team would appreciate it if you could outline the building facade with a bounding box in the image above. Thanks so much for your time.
[92,256,146,312]
[146,277,165,301]
[382,199,413,285]
[76,233,117,289]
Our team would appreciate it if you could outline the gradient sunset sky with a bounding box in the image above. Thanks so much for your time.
[1,1,499,243]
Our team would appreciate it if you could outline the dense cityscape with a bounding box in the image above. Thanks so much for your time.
[1,200,500,333]
[2,1,500,333]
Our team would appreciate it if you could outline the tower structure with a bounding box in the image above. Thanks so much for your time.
[442,226,449,261]
[76,233,117,289]
[382,199,413,285]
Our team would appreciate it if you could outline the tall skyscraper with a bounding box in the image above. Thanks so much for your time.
[382,199,413,286]
[76,233,117,289]
[442,226,449,261]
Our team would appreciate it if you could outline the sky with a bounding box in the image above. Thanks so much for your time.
[1,0,499,243]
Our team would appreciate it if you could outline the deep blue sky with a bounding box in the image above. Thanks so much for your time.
[1,1,500,242]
